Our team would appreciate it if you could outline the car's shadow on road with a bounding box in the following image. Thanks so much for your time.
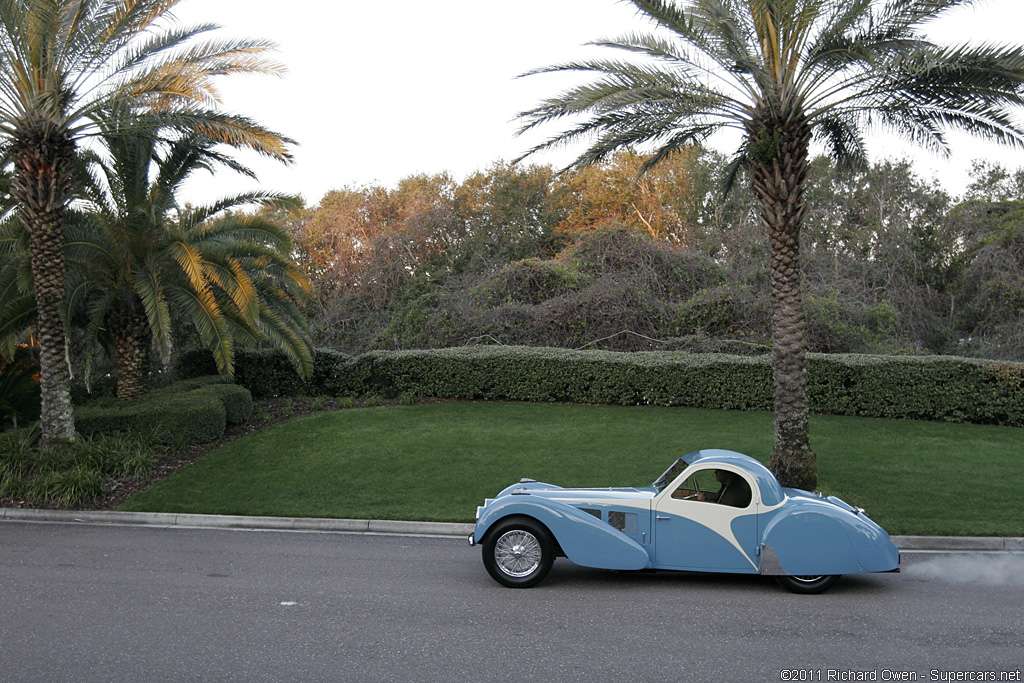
[527,558,898,595]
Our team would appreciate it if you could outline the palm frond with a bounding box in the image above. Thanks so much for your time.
[131,258,173,360]
[166,284,233,376]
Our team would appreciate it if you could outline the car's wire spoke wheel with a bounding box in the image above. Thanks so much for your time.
[494,530,542,577]
[481,518,555,588]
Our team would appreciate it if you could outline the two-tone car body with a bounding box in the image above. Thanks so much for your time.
[469,449,900,593]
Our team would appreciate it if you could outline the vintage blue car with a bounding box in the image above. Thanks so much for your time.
[469,449,900,593]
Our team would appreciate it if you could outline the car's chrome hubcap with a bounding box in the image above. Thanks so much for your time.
[791,575,825,583]
[494,530,541,577]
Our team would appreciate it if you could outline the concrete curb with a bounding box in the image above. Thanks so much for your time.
[1,507,474,537]
[3,508,1021,551]
[890,535,1024,552]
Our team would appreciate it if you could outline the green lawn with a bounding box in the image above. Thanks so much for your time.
[118,402,1024,536]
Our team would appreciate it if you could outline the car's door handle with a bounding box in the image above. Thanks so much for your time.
[656,515,670,521]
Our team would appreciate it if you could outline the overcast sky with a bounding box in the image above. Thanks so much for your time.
[174,0,1024,207]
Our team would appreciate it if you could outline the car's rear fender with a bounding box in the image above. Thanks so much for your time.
[476,496,651,571]
[761,501,900,576]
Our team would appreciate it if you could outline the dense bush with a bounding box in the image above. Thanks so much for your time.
[169,377,253,424]
[353,346,773,409]
[369,224,731,353]
[76,391,226,446]
[217,345,1023,428]
[481,258,586,305]
[808,355,1023,425]
[177,348,356,399]
[0,347,41,431]
[671,283,770,342]
[174,348,219,380]
[72,377,254,445]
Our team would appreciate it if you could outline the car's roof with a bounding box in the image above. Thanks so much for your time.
[683,449,785,506]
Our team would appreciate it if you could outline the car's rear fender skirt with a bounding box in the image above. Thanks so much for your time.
[762,506,900,575]
[762,510,863,576]
[476,498,650,571]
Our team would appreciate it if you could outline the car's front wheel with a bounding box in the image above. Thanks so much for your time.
[775,574,839,594]
[482,518,555,588]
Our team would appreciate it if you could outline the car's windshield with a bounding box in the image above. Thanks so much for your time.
[652,456,692,492]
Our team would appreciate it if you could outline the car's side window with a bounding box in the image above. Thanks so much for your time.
[670,469,720,502]
[670,468,753,508]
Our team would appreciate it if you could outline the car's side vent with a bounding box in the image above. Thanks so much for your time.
[608,511,638,537]
[580,508,601,519]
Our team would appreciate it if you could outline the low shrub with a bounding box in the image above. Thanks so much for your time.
[28,466,106,506]
[0,429,161,507]
[362,394,384,407]
[74,377,252,446]
[195,383,252,425]
[77,391,226,446]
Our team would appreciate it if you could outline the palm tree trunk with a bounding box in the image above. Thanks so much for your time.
[748,114,818,490]
[10,117,77,446]
[112,304,153,399]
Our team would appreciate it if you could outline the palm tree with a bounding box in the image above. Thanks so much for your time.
[0,0,292,445]
[517,0,1024,489]
[66,125,313,399]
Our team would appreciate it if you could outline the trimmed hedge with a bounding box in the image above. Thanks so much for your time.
[177,348,355,398]
[351,347,773,409]
[76,392,225,445]
[169,377,253,425]
[74,377,252,446]
[176,345,1023,427]
[807,354,1023,426]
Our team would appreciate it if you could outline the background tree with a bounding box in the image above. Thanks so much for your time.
[515,0,1024,489]
[551,147,700,243]
[801,157,952,353]
[963,160,1024,203]
[0,0,292,445]
[454,161,563,270]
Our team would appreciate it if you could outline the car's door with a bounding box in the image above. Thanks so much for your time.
[652,466,760,573]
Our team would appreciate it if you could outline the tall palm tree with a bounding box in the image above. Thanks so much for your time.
[517,0,1024,488]
[65,125,312,399]
[0,0,292,445]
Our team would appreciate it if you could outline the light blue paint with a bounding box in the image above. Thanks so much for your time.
[473,450,900,582]
[653,512,760,573]
[476,495,650,571]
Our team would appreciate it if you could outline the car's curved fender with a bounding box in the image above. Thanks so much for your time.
[476,496,651,571]
[760,499,899,576]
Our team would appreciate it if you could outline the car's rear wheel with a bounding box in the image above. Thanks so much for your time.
[775,574,839,594]
[482,518,555,588]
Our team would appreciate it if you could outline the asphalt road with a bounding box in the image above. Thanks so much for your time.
[1,521,1021,683]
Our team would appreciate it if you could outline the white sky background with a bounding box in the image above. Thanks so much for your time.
[174,0,1024,208]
